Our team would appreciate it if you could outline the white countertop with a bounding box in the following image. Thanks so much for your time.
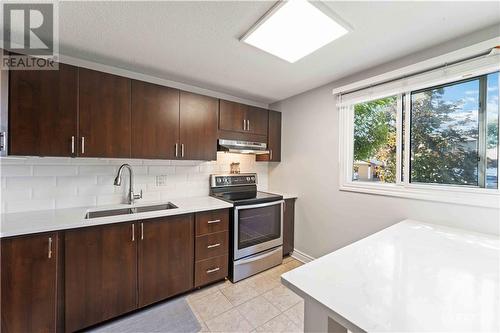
[282,220,500,332]
[0,196,233,238]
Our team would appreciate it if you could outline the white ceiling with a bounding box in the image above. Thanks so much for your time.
[51,2,500,103]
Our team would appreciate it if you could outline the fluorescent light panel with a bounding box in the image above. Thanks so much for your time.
[242,0,348,63]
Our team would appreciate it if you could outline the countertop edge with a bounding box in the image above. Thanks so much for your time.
[0,197,233,238]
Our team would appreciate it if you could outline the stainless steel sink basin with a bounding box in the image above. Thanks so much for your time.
[85,202,178,219]
[131,203,177,213]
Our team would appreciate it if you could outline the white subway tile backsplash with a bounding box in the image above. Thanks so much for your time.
[7,176,56,189]
[0,153,269,213]
[33,186,77,199]
[34,165,78,176]
[77,184,116,196]
[96,194,126,206]
[6,198,55,213]
[1,188,32,201]
[78,165,117,176]
[0,165,33,176]
[56,176,97,187]
[55,196,96,209]
[148,166,175,175]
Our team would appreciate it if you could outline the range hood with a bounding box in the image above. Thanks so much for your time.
[218,139,269,155]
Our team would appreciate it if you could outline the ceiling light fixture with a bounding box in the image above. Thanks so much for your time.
[241,0,350,63]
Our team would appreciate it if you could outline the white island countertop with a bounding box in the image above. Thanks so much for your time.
[0,196,232,238]
[282,220,499,332]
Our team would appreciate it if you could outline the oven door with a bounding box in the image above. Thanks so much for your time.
[234,200,284,260]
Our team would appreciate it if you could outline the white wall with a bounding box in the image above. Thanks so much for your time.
[0,153,268,213]
[269,29,500,259]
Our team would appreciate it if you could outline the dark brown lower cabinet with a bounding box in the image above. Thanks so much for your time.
[283,198,296,256]
[65,223,137,332]
[1,233,59,333]
[138,215,194,307]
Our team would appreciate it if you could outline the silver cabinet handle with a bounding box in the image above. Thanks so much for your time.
[71,136,75,154]
[132,224,135,242]
[206,267,220,274]
[243,119,246,131]
[247,120,250,131]
[207,243,221,249]
[48,237,53,259]
[175,143,178,157]
[81,137,85,155]
[270,149,273,160]
[181,144,185,157]
[207,219,221,224]
[141,222,144,240]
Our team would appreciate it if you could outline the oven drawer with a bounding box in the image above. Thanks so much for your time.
[195,254,228,287]
[195,209,229,236]
[196,231,228,261]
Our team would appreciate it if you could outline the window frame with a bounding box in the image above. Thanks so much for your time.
[338,69,500,209]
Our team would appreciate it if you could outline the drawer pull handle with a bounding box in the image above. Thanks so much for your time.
[206,267,220,274]
[207,219,221,224]
[207,243,221,249]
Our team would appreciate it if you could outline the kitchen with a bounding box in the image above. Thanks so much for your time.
[1,1,499,333]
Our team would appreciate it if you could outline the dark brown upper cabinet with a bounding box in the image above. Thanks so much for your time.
[79,68,131,158]
[246,106,268,136]
[256,110,281,162]
[219,100,247,133]
[65,222,138,332]
[179,91,218,160]
[9,63,78,156]
[138,215,194,307]
[219,100,268,136]
[1,233,59,333]
[131,81,180,159]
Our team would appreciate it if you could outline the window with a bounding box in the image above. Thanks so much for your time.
[339,65,500,208]
[410,79,481,187]
[353,96,397,183]
[410,73,498,188]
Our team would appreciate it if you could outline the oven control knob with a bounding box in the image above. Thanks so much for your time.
[246,177,250,181]
[251,176,255,181]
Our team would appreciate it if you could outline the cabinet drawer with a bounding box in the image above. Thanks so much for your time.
[195,255,228,287]
[196,231,228,261]
[195,209,229,236]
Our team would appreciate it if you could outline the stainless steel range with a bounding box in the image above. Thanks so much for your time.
[210,173,284,282]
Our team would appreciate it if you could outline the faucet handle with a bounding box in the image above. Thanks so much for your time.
[133,190,143,200]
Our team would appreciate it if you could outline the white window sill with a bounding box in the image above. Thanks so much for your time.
[340,182,500,209]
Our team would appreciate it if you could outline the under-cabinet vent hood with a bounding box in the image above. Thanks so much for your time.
[217,139,269,155]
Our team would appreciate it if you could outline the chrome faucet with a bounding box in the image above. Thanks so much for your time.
[114,164,143,204]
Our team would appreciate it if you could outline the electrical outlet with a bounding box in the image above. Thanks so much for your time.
[155,175,168,186]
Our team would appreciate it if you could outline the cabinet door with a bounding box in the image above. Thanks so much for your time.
[245,106,268,136]
[1,233,58,333]
[65,223,137,332]
[219,100,247,133]
[179,91,218,160]
[138,215,194,307]
[9,64,77,156]
[131,80,180,159]
[283,198,295,256]
[267,110,281,161]
[79,68,131,158]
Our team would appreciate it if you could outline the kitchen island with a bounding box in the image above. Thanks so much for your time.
[281,219,499,332]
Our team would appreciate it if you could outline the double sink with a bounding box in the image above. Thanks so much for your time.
[85,203,178,219]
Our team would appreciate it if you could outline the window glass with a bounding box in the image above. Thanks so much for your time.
[486,72,499,189]
[410,79,480,186]
[353,96,397,183]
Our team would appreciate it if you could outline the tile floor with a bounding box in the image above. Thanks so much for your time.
[187,256,304,332]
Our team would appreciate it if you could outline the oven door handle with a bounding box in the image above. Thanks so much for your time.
[234,199,284,211]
